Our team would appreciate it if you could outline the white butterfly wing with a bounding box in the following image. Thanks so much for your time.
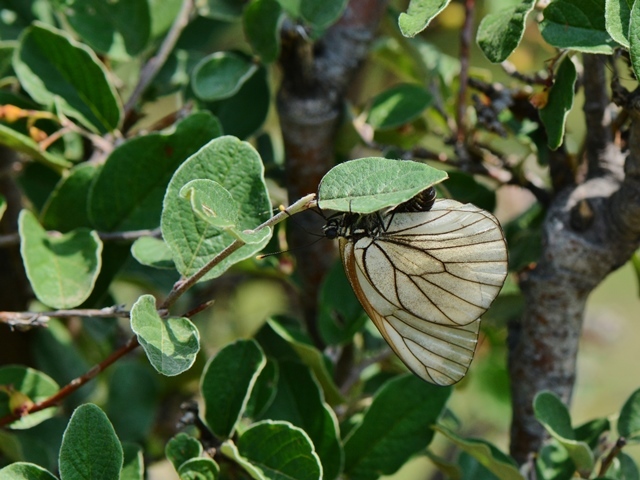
[340,199,508,385]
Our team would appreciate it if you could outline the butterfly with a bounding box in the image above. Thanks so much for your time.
[323,188,508,386]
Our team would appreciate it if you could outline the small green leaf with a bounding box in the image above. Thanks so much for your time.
[161,136,272,281]
[130,294,200,376]
[41,163,99,232]
[367,83,432,129]
[13,23,122,133]
[121,443,144,480]
[0,366,59,430]
[540,56,577,150]
[204,66,270,139]
[131,237,175,269]
[477,0,536,63]
[540,0,616,54]
[199,0,245,20]
[57,0,151,59]
[606,0,633,48]
[200,339,266,439]
[398,0,451,37]
[223,420,323,480]
[259,360,343,480]
[19,210,102,309]
[619,387,640,441]
[612,452,640,480]
[178,458,220,480]
[317,157,448,214]
[0,123,72,171]
[180,179,239,229]
[59,404,124,480]
[435,425,523,480]
[343,374,451,479]
[318,260,367,346]
[300,0,348,29]
[536,441,574,480]
[533,391,594,472]
[192,52,258,102]
[89,112,222,232]
[243,0,283,64]
[630,1,640,79]
[0,463,58,480]
[166,433,203,471]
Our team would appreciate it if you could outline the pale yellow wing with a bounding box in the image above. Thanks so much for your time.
[340,199,507,385]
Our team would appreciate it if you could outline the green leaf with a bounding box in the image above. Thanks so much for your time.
[477,0,536,63]
[161,136,272,282]
[222,420,322,480]
[435,425,523,480]
[367,83,433,129]
[0,366,59,430]
[533,391,594,473]
[630,1,640,79]
[536,441,574,480]
[318,260,367,346]
[612,452,640,480]
[192,52,258,101]
[131,237,175,269]
[317,157,448,213]
[245,358,279,419]
[41,163,99,232]
[199,0,245,20]
[540,0,616,54]
[178,458,220,480]
[619,387,640,441]
[398,0,451,37]
[0,194,5,222]
[166,433,204,471]
[266,319,344,406]
[343,374,451,479]
[300,0,348,29]
[243,0,283,64]
[89,112,222,232]
[632,250,640,296]
[606,0,633,48]
[59,404,123,480]
[0,122,71,172]
[0,463,57,480]
[58,0,150,59]
[19,210,102,308]
[259,360,343,480]
[13,23,122,133]
[539,56,577,150]
[204,66,270,139]
[200,339,266,439]
[130,294,200,376]
[121,443,144,480]
[106,361,159,443]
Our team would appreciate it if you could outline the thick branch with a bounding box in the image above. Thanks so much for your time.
[277,0,387,345]
[508,59,640,463]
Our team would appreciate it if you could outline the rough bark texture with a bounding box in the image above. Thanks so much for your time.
[277,0,387,345]
[508,55,640,462]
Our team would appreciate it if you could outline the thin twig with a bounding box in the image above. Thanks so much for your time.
[123,0,195,117]
[598,437,627,476]
[0,335,139,428]
[0,227,162,249]
[0,305,130,329]
[160,193,317,311]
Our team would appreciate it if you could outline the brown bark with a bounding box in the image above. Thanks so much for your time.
[277,0,387,345]
[508,55,640,462]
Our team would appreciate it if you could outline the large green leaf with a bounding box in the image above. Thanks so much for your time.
[343,374,451,479]
[19,210,102,309]
[606,0,633,48]
[13,23,122,133]
[477,0,536,63]
[161,136,272,281]
[58,404,123,480]
[317,157,447,213]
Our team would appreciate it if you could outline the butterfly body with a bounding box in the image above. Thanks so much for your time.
[324,194,508,386]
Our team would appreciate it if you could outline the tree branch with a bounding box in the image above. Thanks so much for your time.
[508,55,639,463]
